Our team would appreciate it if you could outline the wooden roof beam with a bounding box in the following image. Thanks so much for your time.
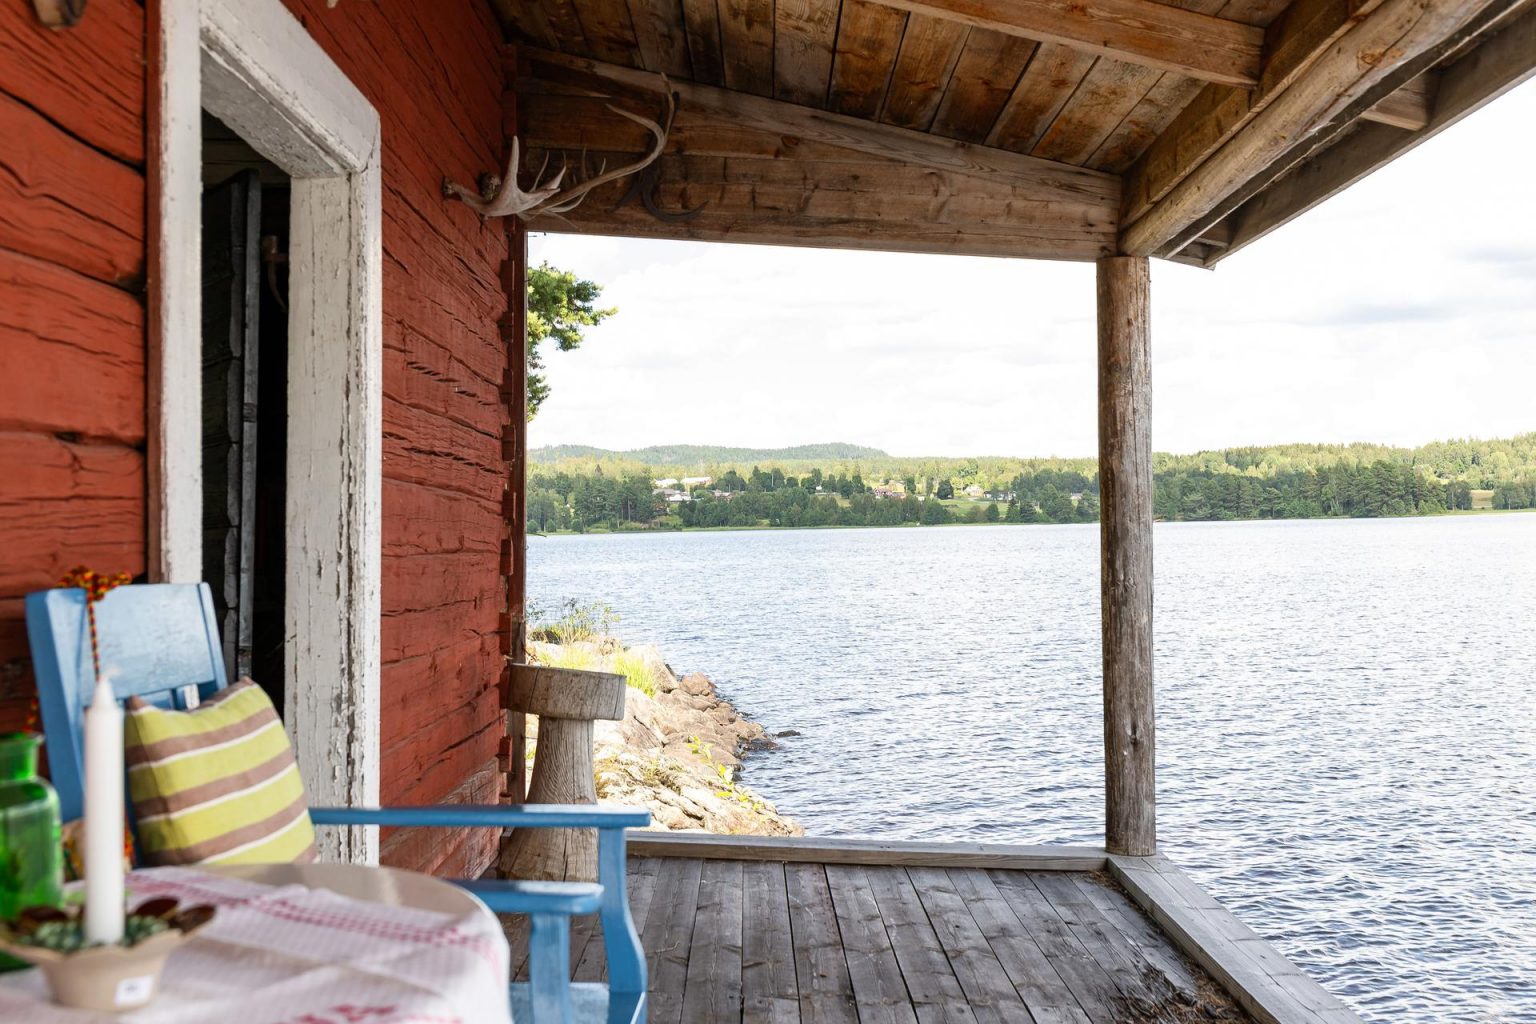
[1360,72,1437,129]
[516,48,1120,207]
[1210,1,1536,265]
[1119,0,1509,257]
[870,0,1265,86]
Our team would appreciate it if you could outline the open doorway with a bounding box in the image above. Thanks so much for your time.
[200,113,290,714]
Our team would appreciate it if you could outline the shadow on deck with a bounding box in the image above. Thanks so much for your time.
[500,837,1363,1024]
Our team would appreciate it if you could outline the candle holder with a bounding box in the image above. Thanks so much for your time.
[0,899,214,1011]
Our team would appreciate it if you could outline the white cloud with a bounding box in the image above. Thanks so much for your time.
[529,79,1536,458]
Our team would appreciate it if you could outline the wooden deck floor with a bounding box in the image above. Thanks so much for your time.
[507,855,1253,1023]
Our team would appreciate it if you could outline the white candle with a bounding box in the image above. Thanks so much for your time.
[83,675,124,945]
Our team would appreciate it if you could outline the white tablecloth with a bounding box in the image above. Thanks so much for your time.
[0,867,513,1024]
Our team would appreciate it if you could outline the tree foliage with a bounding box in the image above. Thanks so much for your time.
[525,262,616,419]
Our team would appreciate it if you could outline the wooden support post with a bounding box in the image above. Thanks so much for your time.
[1097,255,1156,858]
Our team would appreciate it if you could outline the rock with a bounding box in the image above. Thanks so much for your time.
[775,729,801,738]
[678,672,715,697]
[527,641,803,838]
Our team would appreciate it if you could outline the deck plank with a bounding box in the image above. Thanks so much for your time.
[825,864,920,1024]
[500,854,1312,1023]
[907,867,1034,1023]
[945,868,1082,1015]
[1069,872,1200,1001]
[786,862,861,1023]
[863,865,979,1023]
[987,870,1129,1021]
[742,860,800,1024]
[683,858,746,1023]
[645,855,706,1024]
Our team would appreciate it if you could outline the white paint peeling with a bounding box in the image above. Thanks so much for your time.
[156,0,383,864]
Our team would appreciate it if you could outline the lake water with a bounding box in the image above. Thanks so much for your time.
[528,514,1536,1023]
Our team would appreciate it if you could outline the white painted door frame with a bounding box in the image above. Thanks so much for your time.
[149,0,382,863]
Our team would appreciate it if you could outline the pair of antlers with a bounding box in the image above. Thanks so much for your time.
[443,75,677,220]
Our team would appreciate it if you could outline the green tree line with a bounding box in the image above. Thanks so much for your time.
[529,442,1535,534]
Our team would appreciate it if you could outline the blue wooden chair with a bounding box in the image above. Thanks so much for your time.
[26,583,646,1024]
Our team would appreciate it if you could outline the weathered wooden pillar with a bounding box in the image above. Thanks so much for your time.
[1097,255,1156,857]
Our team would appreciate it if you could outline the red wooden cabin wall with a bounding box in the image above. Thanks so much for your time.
[0,0,148,730]
[0,0,519,878]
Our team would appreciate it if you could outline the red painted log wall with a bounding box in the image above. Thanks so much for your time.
[0,0,148,728]
[0,0,518,878]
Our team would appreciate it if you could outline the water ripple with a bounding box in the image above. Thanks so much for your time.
[530,515,1536,1023]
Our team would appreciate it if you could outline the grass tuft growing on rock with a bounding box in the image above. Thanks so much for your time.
[610,650,658,696]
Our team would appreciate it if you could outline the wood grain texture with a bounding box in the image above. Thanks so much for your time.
[719,0,775,94]
[1096,256,1155,858]
[929,30,1038,141]
[0,250,145,444]
[775,0,840,105]
[873,0,1265,85]
[682,0,728,85]
[880,13,970,129]
[0,93,145,287]
[986,43,1098,152]
[519,48,1122,204]
[1215,1,1535,264]
[627,831,1109,869]
[1120,0,1503,254]
[828,0,909,118]
[0,0,145,164]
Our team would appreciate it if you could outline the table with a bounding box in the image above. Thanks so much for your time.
[0,863,513,1024]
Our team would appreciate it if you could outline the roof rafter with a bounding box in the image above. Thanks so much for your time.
[1210,1,1536,264]
[1119,0,1513,257]
[871,0,1265,86]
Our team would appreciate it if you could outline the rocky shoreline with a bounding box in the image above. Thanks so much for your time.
[524,640,802,836]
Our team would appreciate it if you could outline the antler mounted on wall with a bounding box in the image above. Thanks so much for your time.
[444,74,677,220]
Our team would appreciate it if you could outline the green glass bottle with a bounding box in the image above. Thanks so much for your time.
[0,732,64,921]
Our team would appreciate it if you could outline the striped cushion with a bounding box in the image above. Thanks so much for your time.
[124,680,317,866]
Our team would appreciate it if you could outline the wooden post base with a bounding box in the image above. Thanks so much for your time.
[498,665,627,882]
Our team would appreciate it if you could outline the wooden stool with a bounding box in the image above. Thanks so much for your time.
[498,664,627,882]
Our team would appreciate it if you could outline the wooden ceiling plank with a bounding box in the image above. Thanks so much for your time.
[1121,0,1507,256]
[532,0,592,53]
[679,0,727,84]
[1031,58,1164,164]
[1359,72,1436,128]
[718,0,775,94]
[489,0,558,48]
[984,43,1097,151]
[519,47,1121,204]
[1085,72,1204,172]
[828,0,910,118]
[628,0,695,76]
[880,13,970,128]
[775,0,842,106]
[929,29,1038,141]
[1215,1,1536,263]
[569,0,645,65]
[871,0,1264,85]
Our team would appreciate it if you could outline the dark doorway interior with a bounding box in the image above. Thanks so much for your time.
[201,112,290,714]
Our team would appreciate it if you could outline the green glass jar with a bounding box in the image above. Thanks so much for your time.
[0,732,64,921]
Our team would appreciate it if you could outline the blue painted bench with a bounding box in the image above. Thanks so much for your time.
[27,583,647,1024]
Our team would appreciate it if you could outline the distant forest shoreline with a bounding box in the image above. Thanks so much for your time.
[528,433,1536,534]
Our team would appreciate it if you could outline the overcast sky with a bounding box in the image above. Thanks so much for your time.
[527,80,1536,460]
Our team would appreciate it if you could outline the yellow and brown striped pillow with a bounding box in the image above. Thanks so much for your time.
[124,680,317,866]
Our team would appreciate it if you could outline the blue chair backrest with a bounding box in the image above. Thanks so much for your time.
[25,583,229,821]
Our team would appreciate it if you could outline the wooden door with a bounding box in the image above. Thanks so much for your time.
[202,170,262,682]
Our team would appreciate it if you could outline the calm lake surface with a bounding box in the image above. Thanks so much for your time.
[529,515,1536,1023]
